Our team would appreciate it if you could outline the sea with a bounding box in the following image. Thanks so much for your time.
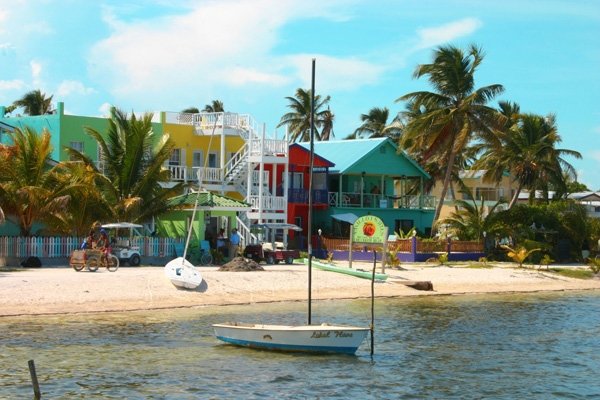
[1,291,599,399]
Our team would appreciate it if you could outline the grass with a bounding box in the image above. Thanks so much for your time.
[548,268,595,279]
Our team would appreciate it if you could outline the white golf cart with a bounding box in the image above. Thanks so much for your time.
[101,222,143,266]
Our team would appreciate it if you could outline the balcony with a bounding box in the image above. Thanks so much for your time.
[287,188,329,204]
[328,192,436,210]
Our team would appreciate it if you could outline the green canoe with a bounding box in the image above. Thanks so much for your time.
[303,259,388,281]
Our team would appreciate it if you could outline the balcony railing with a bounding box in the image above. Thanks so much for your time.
[248,195,287,212]
[287,188,328,204]
[328,192,436,210]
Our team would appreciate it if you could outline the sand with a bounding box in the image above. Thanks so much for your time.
[1,262,599,317]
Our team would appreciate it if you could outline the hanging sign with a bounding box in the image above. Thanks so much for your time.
[352,215,386,244]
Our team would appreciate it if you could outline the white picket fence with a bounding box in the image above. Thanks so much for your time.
[0,236,185,259]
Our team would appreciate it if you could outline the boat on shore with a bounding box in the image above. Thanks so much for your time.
[306,258,388,281]
[213,323,369,354]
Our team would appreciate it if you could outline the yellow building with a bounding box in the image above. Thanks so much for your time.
[428,170,517,220]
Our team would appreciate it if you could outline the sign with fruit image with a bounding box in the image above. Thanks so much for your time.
[352,215,386,244]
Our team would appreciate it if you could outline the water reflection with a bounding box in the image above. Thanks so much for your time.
[1,292,599,398]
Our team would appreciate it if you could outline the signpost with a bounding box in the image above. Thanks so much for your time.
[351,215,387,356]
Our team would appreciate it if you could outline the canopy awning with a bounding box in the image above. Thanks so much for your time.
[331,213,359,224]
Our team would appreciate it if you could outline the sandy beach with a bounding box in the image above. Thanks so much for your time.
[1,262,599,317]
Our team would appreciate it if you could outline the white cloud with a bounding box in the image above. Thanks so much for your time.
[413,18,483,50]
[286,54,385,92]
[98,102,112,117]
[88,0,360,103]
[225,67,289,86]
[56,80,96,97]
[0,79,25,91]
[30,60,42,83]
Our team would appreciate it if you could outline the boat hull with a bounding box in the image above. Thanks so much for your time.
[164,257,202,289]
[213,323,369,354]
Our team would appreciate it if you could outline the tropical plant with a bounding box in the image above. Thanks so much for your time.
[588,257,600,274]
[350,107,403,140]
[181,107,200,114]
[476,113,581,208]
[64,107,185,222]
[501,245,540,267]
[396,44,504,223]
[0,127,76,235]
[203,100,224,113]
[539,254,554,270]
[12,90,54,115]
[320,108,335,141]
[439,192,506,241]
[277,88,332,142]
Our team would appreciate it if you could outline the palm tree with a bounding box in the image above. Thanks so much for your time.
[351,107,403,140]
[396,44,504,224]
[65,107,185,222]
[12,90,54,115]
[440,193,506,241]
[476,113,581,208]
[0,127,73,235]
[320,108,335,141]
[203,100,224,113]
[278,88,332,142]
[181,107,200,114]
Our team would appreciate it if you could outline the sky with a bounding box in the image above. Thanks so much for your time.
[1,0,599,189]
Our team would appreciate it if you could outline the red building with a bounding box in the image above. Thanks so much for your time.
[263,144,334,243]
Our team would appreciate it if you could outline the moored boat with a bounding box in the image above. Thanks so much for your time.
[212,323,369,354]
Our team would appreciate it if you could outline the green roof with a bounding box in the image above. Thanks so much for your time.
[167,191,250,211]
[298,137,430,178]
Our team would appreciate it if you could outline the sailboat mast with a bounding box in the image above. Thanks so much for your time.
[307,58,316,325]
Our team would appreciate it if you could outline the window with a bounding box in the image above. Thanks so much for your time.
[192,151,203,167]
[208,152,218,168]
[69,141,84,161]
[289,172,303,189]
[395,219,414,235]
[169,149,181,166]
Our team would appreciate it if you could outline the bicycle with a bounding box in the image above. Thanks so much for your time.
[199,240,213,265]
[86,248,120,272]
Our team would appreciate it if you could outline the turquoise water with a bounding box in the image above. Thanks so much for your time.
[1,292,599,399]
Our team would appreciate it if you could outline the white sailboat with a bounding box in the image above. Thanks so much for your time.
[212,59,372,355]
[165,115,221,289]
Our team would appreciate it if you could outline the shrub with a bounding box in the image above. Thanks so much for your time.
[501,245,540,268]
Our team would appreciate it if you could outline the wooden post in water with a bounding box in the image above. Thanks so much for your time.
[307,58,316,326]
[370,249,376,356]
[28,359,41,399]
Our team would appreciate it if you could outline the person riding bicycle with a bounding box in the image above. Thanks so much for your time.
[97,228,110,265]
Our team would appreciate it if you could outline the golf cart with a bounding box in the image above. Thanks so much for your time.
[101,222,143,266]
[243,223,302,265]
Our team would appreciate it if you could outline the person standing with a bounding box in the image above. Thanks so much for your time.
[229,228,241,258]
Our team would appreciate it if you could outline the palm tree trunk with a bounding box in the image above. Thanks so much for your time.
[433,149,458,227]
[508,182,523,209]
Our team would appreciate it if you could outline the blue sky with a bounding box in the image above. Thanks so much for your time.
[1,0,599,189]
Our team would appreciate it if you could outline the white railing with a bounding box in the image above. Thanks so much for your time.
[196,167,223,183]
[248,137,288,156]
[247,195,287,212]
[169,165,188,181]
[223,143,248,182]
[0,236,185,258]
[327,192,436,210]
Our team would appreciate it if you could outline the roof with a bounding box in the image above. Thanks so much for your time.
[167,191,251,211]
[567,192,600,202]
[297,137,429,178]
[289,143,335,168]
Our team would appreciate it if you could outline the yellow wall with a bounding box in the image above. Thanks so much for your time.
[163,123,246,167]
